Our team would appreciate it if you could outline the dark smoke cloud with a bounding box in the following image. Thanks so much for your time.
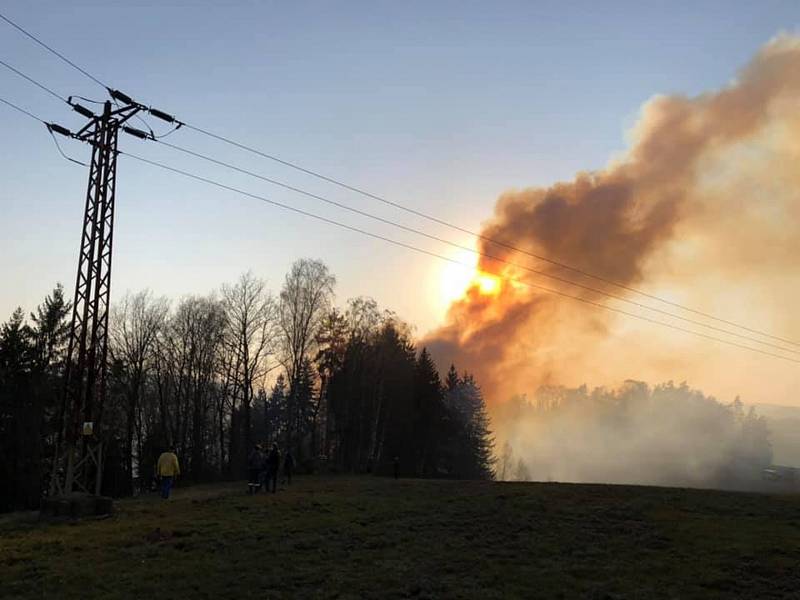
[425,36,800,405]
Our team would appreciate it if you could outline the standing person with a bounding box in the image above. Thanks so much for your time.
[258,444,269,491]
[283,449,295,486]
[266,443,280,493]
[156,447,180,500]
[393,456,400,480]
[247,444,264,494]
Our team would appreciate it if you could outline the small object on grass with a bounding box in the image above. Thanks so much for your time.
[145,527,173,543]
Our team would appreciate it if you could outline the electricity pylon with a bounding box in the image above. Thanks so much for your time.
[49,97,145,497]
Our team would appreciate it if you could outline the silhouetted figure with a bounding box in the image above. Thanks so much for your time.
[284,450,295,485]
[393,456,399,479]
[247,444,264,494]
[266,443,280,493]
[156,447,180,499]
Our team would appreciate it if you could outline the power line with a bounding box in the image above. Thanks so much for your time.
[180,122,800,349]
[0,96,86,166]
[2,10,797,350]
[117,149,800,366]
[151,138,800,356]
[0,95,46,123]
[70,95,106,105]
[0,58,67,103]
[47,128,87,166]
[0,57,182,143]
[0,59,168,168]
[3,95,798,365]
[0,12,108,89]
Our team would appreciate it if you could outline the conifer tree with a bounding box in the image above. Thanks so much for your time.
[266,374,287,446]
[445,363,459,392]
[413,348,445,476]
[0,308,38,509]
[444,370,495,480]
[29,283,70,375]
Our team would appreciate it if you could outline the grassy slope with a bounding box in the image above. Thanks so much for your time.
[1,477,799,599]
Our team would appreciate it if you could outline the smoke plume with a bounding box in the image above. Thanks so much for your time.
[425,35,800,408]
[495,381,772,490]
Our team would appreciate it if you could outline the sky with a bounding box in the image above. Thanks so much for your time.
[2,1,799,402]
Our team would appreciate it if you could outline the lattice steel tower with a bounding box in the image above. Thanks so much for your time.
[51,97,145,496]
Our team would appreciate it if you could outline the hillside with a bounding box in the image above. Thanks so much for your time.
[1,477,799,599]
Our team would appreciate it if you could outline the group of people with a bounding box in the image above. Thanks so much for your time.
[154,442,296,501]
[248,443,295,494]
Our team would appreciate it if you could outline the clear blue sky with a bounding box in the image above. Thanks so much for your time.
[1,0,798,333]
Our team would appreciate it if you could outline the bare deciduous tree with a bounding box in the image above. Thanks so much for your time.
[109,290,169,492]
[279,259,335,451]
[221,272,278,473]
[153,296,225,480]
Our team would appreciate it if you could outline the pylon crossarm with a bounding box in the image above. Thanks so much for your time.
[74,104,142,141]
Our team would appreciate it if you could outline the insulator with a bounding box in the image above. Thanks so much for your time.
[72,103,95,119]
[108,88,135,105]
[47,123,73,137]
[122,126,151,140]
[149,108,176,123]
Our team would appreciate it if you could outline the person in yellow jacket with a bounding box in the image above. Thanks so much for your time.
[156,448,180,499]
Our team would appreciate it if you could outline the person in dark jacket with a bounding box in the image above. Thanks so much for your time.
[247,444,264,494]
[283,450,295,485]
[266,443,280,493]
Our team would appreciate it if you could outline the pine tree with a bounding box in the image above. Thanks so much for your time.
[375,324,416,475]
[461,374,495,480]
[288,358,316,457]
[314,309,348,457]
[0,308,34,373]
[266,374,287,446]
[413,348,445,476]
[445,364,459,392]
[29,285,72,495]
[29,283,71,375]
[444,370,495,480]
[0,308,38,510]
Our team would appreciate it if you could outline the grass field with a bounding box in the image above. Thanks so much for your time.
[1,477,799,599]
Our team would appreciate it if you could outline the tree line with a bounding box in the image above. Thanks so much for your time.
[0,259,495,512]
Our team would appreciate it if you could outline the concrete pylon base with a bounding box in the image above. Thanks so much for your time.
[40,494,113,519]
